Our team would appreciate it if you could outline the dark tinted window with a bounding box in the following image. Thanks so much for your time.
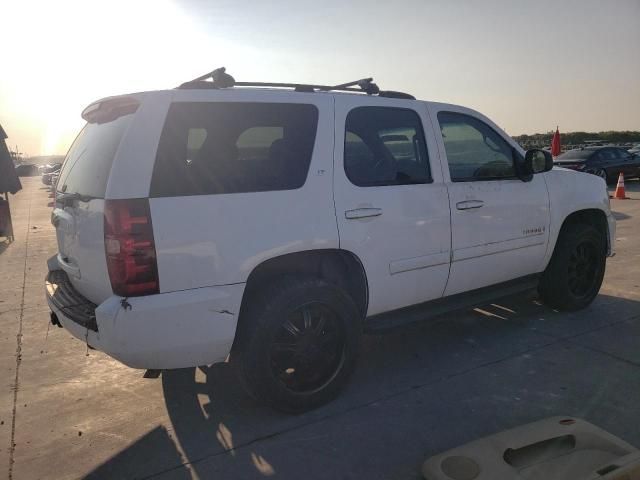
[556,150,592,160]
[613,148,630,160]
[599,149,616,161]
[344,107,430,187]
[57,114,133,197]
[151,102,318,197]
[438,112,515,181]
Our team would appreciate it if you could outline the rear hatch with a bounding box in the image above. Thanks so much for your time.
[52,97,139,304]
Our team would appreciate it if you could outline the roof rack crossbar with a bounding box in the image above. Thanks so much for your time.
[179,67,413,98]
[234,81,362,92]
[324,78,372,90]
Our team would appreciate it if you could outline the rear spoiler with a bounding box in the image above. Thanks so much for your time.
[82,96,140,124]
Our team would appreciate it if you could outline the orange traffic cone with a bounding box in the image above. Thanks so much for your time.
[613,172,628,199]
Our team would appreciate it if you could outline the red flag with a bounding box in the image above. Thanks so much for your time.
[551,126,561,157]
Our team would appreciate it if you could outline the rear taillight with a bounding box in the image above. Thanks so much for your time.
[104,199,159,297]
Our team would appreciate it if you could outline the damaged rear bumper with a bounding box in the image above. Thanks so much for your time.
[46,270,98,331]
[45,267,245,369]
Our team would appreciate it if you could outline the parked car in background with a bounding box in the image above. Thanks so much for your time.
[42,163,62,173]
[554,146,640,183]
[50,173,59,191]
[42,164,62,185]
[15,163,39,176]
[628,146,640,155]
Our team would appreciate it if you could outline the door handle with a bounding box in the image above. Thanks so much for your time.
[456,200,484,210]
[345,208,383,219]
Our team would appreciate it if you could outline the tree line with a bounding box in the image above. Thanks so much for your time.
[513,130,640,148]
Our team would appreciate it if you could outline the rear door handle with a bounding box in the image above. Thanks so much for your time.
[345,208,383,219]
[456,200,484,210]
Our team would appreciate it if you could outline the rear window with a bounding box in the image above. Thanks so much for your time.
[150,102,318,197]
[56,114,133,197]
[556,150,592,160]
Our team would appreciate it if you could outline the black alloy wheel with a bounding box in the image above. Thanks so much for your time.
[567,241,599,298]
[269,302,346,394]
[233,276,361,412]
[538,223,606,311]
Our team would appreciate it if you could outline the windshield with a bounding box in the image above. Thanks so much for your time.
[56,113,133,198]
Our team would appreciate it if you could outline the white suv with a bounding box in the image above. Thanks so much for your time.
[46,69,615,412]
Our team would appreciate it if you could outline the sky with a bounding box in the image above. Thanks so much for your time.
[0,0,639,157]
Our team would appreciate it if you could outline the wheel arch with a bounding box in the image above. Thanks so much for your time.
[233,249,369,347]
[550,208,610,262]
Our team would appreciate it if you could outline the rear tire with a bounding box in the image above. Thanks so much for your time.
[594,168,609,184]
[538,223,606,311]
[232,276,362,413]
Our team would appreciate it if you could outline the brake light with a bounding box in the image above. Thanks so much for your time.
[104,199,159,297]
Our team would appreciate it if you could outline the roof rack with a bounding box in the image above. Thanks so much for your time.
[177,67,415,100]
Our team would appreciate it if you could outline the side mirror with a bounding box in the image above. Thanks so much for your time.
[525,149,553,174]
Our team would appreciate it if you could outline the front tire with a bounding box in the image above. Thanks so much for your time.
[538,223,606,311]
[232,276,362,413]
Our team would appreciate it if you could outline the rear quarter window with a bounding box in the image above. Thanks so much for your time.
[56,114,133,197]
[150,102,319,197]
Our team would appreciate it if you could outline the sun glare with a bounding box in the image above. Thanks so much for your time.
[1,0,220,156]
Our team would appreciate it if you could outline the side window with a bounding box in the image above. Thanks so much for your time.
[151,103,318,197]
[599,149,615,161]
[344,107,430,187]
[613,149,629,160]
[437,112,516,181]
[236,126,284,161]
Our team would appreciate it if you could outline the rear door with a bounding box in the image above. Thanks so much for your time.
[333,97,451,316]
[147,91,338,292]
[429,105,550,296]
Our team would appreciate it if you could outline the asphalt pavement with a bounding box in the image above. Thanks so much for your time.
[1,177,639,480]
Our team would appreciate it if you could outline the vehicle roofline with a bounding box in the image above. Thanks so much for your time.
[84,87,441,104]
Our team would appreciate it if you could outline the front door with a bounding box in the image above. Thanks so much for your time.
[430,107,551,296]
[333,98,451,316]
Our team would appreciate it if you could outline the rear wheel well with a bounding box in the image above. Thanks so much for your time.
[234,249,368,344]
[558,209,609,252]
